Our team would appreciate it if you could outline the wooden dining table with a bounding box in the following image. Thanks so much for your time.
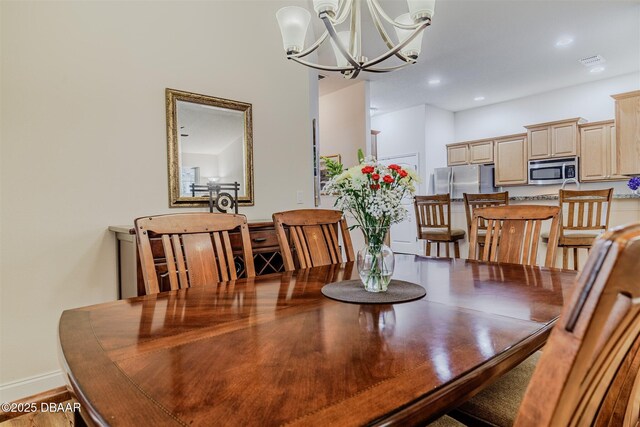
[58,254,578,426]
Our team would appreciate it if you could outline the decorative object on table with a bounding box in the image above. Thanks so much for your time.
[321,279,425,304]
[628,176,640,195]
[319,154,342,193]
[325,158,417,292]
[275,0,436,79]
[189,181,240,213]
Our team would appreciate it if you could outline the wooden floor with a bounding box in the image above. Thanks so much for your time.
[0,402,74,427]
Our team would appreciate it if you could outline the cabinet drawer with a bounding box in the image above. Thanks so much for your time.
[229,228,281,252]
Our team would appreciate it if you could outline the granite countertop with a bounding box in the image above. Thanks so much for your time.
[451,193,640,202]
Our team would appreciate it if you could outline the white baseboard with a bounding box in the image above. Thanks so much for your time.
[0,371,65,403]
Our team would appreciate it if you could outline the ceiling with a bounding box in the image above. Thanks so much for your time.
[313,0,640,113]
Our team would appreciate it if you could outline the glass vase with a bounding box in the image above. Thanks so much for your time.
[357,227,395,292]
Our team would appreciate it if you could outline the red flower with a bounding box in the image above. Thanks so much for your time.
[388,164,401,171]
[361,166,375,174]
[371,173,380,181]
[399,169,408,178]
[383,175,394,183]
[370,184,380,190]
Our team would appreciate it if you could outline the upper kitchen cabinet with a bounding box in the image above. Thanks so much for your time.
[579,120,624,182]
[447,143,469,166]
[612,91,640,175]
[468,139,494,164]
[494,133,528,186]
[525,118,586,160]
[447,139,494,166]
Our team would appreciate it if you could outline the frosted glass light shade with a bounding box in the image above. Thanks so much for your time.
[394,14,423,59]
[276,6,311,54]
[407,0,436,21]
[330,31,352,67]
[313,0,339,16]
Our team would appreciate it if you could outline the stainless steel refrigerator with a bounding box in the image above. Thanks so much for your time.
[430,165,497,198]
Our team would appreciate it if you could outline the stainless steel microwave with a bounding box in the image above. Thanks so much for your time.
[528,157,578,185]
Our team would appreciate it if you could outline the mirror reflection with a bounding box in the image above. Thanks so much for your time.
[167,89,253,207]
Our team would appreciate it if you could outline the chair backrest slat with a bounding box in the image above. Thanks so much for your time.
[414,194,452,237]
[463,191,510,238]
[172,234,189,289]
[469,205,560,268]
[134,213,255,295]
[560,189,613,233]
[273,209,355,271]
[515,223,640,426]
[161,235,179,291]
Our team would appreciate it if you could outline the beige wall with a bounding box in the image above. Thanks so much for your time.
[318,81,369,250]
[319,81,369,168]
[0,0,316,399]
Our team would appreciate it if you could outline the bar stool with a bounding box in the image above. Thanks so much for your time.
[414,194,465,258]
[463,191,509,257]
[542,188,613,270]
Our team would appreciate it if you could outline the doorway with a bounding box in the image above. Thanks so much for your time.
[379,153,420,254]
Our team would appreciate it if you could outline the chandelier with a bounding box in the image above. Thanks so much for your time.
[276,0,436,79]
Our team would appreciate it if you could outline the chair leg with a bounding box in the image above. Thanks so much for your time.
[426,242,431,256]
[573,248,579,271]
[562,247,568,269]
[454,241,460,258]
[445,242,450,258]
[437,243,441,257]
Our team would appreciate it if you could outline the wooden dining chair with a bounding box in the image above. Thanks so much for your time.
[272,209,355,271]
[468,205,560,268]
[543,188,613,270]
[453,222,640,427]
[463,191,509,254]
[134,213,255,295]
[414,194,465,258]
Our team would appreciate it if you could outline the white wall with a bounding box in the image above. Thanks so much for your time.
[372,104,455,193]
[373,105,427,191]
[0,0,316,401]
[182,152,220,184]
[425,105,455,182]
[455,72,640,141]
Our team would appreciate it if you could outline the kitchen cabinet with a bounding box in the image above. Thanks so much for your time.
[447,139,494,166]
[469,139,494,164]
[612,91,640,175]
[525,118,585,160]
[494,134,528,186]
[579,120,624,182]
[447,143,468,166]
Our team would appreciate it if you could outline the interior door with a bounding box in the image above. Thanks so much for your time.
[379,154,420,255]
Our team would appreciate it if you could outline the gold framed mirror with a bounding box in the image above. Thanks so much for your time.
[166,88,254,207]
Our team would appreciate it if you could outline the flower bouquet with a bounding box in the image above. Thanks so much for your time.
[325,158,417,292]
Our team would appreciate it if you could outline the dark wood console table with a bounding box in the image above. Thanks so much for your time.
[109,220,285,298]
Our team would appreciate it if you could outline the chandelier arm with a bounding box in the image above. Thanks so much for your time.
[369,0,426,30]
[366,0,413,63]
[289,56,356,73]
[362,22,428,68]
[320,12,361,69]
[287,31,329,59]
[362,62,416,73]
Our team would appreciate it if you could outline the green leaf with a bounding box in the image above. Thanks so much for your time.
[357,148,365,164]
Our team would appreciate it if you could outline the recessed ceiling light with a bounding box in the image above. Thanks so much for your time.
[474,96,485,101]
[555,37,574,47]
[428,78,441,85]
[590,66,605,73]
